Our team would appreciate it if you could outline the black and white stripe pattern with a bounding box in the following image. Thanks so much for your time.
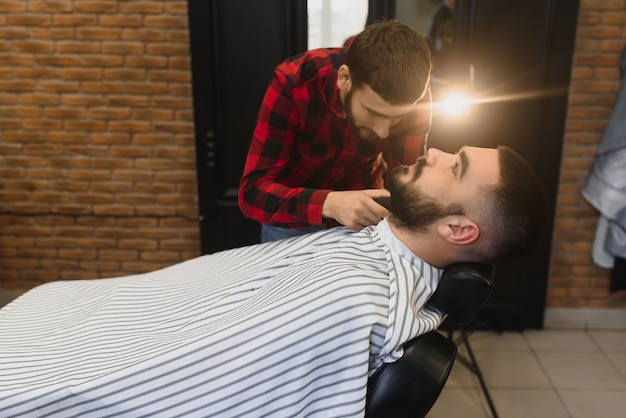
[0,220,443,417]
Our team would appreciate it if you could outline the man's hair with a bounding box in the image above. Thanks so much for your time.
[482,146,550,264]
[345,19,431,104]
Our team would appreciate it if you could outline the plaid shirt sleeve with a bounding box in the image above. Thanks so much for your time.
[239,70,332,228]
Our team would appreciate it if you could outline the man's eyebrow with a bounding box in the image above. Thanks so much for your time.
[364,105,386,117]
[459,147,469,180]
[363,103,413,119]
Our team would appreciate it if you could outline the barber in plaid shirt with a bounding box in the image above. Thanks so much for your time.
[239,20,432,242]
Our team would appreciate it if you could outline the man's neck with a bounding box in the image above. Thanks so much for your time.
[386,219,451,269]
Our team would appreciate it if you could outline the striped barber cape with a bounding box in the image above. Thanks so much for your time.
[0,219,444,417]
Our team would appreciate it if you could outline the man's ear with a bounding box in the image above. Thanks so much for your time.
[337,64,351,91]
[436,217,479,245]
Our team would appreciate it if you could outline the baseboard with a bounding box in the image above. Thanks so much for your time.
[544,307,626,330]
[0,289,24,309]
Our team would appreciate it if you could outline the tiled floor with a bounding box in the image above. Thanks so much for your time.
[428,329,626,418]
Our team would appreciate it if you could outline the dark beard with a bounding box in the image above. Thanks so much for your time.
[387,164,465,232]
[343,89,378,141]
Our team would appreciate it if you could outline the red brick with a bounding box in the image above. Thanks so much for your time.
[41,259,80,270]
[88,107,131,119]
[0,80,36,92]
[29,1,72,12]
[99,249,138,261]
[74,0,119,13]
[0,1,27,12]
[22,119,63,130]
[144,15,187,29]
[121,28,165,42]
[44,107,87,118]
[38,80,80,93]
[79,55,125,67]
[77,27,120,40]
[12,40,55,53]
[80,260,123,271]
[36,55,80,66]
[9,14,51,26]
[103,68,146,80]
[125,82,168,95]
[30,27,74,39]
[120,2,163,14]
[125,55,168,68]
[61,94,106,106]
[60,271,100,280]
[15,68,59,79]
[121,261,166,272]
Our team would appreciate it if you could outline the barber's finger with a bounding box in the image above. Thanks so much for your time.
[361,204,389,226]
[361,188,391,199]
[366,196,390,216]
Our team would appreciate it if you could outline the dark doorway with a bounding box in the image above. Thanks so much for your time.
[397,0,579,329]
[187,0,307,254]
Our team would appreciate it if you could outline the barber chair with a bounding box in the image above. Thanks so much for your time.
[365,262,495,418]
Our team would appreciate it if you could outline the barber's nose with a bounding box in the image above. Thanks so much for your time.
[372,119,391,139]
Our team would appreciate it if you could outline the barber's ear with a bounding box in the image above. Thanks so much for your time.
[337,64,351,91]
[437,217,479,245]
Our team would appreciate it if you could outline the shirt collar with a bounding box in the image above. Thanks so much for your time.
[376,219,418,260]
[376,218,444,283]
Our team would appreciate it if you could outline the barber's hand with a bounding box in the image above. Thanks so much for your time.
[322,189,391,231]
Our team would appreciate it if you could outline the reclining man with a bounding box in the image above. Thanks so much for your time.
[0,145,548,417]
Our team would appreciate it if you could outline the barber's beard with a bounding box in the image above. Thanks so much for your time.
[387,163,464,232]
[343,89,379,141]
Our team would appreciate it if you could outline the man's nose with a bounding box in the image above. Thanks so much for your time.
[425,148,449,166]
[372,118,391,139]
[426,148,443,167]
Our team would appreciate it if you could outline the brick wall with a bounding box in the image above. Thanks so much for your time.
[1,1,625,313]
[0,0,200,290]
[548,0,626,309]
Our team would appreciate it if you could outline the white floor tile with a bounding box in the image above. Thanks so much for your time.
[559,389,626,418]
[473,350,552,389]
[430,329,626,417]
[445,354,479,388]
[490,389,570,418]
[605,352,626,382]
[466,330,531,351]
[427,387,492,418]
[524,329,599,351]
[589,330,626,352]
[536,352,626,389]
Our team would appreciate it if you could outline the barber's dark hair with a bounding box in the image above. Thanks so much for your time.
[345,19,431,104]
[485,146,550,264]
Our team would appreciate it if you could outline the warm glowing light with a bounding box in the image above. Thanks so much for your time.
[440,91,472,117]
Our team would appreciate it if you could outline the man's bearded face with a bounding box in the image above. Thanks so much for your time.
[387,157,465,231]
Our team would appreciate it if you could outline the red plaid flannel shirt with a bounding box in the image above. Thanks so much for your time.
[239,47,431,229]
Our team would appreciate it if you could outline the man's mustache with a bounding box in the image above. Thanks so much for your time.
[413,156,427,181]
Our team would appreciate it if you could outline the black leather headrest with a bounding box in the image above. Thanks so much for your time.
[426,262,494,327]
